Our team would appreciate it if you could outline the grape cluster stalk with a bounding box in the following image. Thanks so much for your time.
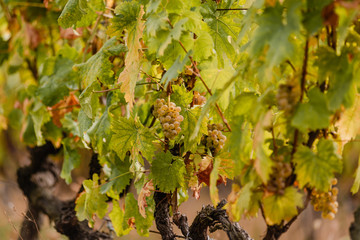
[153,99,184,139]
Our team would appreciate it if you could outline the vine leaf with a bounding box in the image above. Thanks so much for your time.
[75,174,108,227]
[249,0,302,68]
[336,95,360,141]
[110,115,155,163]
[262,187,303,225]
[150,151,185,193]
[293,139,342,192]
[291,88,331,132]
[109,200,131,236]
[138,180,154,218]
[58,0,104,28]
[79,81,101,119]
[124,193,153,236]
[60,138,81,184]
[37,56,74,107]
[74,37,127,87]
[117,4,145,108]
[100,155,132,199]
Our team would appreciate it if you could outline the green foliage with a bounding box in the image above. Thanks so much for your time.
[293,139,342,191]
[3,0,360,238]
[150,151,185,193]
[110,115,155,163]
[262,187,303,225]
[75,174,108,227]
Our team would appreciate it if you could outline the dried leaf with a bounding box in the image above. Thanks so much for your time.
[138,180,154,218]
[117,5,145,108]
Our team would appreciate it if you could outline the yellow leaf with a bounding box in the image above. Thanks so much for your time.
[118,5,145,108]
[336,94,360,141]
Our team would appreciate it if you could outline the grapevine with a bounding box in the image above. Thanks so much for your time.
[1,1,360,240]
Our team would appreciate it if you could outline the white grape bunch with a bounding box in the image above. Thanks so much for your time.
[153,99,184,139]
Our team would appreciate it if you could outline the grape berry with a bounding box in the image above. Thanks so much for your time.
[310,178,339,220]
[266,155,292,195]
[276,81,300,114]
[153,99,184,139]
[193,91,206,105]
[205,124,226,155]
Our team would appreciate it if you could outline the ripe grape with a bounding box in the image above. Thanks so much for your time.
[276,81,300,115]
[205,124,226,155]
[310,178,339,220]
[153,98,184,139]
[193,91,206,105]
[266,155,292,195]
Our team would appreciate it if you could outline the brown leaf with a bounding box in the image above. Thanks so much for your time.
[48,93,80,127]
[138,180,154,218]
[25,22,41,49]
[60,27,83,40]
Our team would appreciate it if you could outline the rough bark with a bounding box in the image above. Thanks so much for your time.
[154,191,177,240]
[189,200,253,240]
[17,142,112,240]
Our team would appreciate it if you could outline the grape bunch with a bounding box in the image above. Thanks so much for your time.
[311,178,339,220]
[153,99,184,139]
[276,81,300,114]
[266,155,292,195]
[205,124,226,155]
[193,91,206,105]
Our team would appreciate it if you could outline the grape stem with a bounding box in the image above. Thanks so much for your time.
[167,19,232,132]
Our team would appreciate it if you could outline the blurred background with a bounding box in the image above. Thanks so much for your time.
[0,131,359,240]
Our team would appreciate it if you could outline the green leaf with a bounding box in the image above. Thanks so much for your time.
[107,2,141,37]
[302,0,332,35]
[262,187,303,225]
[200,1,240,66]
[351,155,360,194]
[100,155,132,198]
[193,30,214,62]
[37,57,74,106]
[110,115,155,163]
[124,193,153,236]
[109,200,131,236]
[161,52,191,88]
[74,37,127,87]
[210,157,220,205]
[61,113,80,137]
[79,81,101,119]
[58,0,104,28]
[150,151,185,193]
[60,138,81,184]
[87,108,111,155]
[78,109,92,140]
[250,0,302,68]
[30,102,51,145]
[145,10,168,37]
[291,88,331,132]
[170,85,193,110]
[181,107,208,152]
[293,139,342,191]
[75,174,108,227]
[230,182,261,221]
